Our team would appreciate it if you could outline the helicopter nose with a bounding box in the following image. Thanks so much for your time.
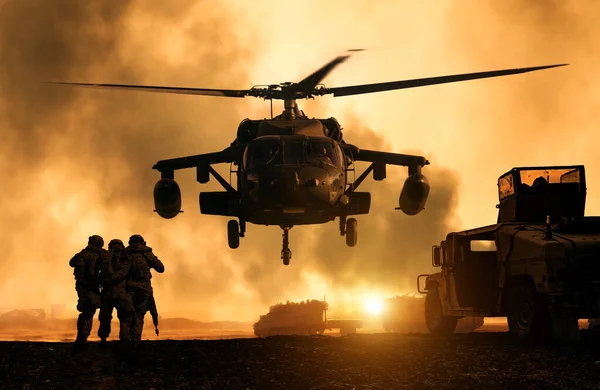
[305,178,319,188]
[257,171,304,205]
[254,167,339,207]
[266,173,298,190]
[304,171,339,205]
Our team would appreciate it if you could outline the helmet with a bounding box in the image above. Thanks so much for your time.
[88,235,104,248]
[129,234,145,245]
[108,239,125,249]
[532,176,548,188]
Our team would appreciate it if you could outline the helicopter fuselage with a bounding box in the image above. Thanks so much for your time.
[239,133,348,226]
[153,113,430,228]
[207,115,367,227]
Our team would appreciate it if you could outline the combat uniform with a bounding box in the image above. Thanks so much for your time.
[69,235,105,351]
[125,234,164,347]
[97,239,134,346]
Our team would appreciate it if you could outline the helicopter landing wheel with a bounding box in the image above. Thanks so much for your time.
[227,220,240,249]
[281,226,292,265]
[346,218,357,247]
[282,248,292,265]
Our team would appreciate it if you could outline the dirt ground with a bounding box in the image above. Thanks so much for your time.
[3,330,600,389]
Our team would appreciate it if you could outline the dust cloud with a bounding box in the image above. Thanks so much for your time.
[237,0,599,224]
[0,0,263,320]
[1,0,596,323]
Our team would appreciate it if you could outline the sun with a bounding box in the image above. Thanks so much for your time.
[363,297,384,316]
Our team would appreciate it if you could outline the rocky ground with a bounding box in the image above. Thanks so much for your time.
[2,331,600,389]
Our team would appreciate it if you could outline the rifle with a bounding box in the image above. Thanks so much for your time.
[149,294,159,336]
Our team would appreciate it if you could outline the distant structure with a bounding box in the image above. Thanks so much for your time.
[0,309,46,327]
[254,299,362,337]
[51,304,67,319]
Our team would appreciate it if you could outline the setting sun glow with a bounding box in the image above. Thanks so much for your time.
[363,297,384,316]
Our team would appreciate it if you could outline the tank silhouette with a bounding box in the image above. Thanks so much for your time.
[253,299,362,337]
[381,295,483,333]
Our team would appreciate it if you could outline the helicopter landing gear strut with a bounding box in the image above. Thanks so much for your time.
[339,216,347,236]
[281,226,292,265]
[339,216,357,247]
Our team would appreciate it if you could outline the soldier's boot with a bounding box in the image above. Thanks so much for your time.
[72,337,88,353]
[114,339,130,357]
[75,310,94,353]
[124,338,142,357]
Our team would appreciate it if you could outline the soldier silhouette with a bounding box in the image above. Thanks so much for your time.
[97,239,135,350]
[69,235,105,352]
[124,234,164,350]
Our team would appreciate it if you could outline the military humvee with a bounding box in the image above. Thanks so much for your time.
[418,165,599,341]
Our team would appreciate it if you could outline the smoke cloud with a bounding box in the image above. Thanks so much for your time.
[0,0,265,320]
[2,0,594,323]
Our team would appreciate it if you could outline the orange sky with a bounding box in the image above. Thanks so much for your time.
[0,0,598,321]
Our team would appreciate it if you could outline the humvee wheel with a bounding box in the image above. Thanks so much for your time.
[425,285,457,336]
[346,218,357,247]
[550,311,579,342]
[507,279,550,340]
[227,220,240,249]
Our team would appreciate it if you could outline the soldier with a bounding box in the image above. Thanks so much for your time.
[125,234,164,349]
[69,235,105,352]
[97,239,134,349]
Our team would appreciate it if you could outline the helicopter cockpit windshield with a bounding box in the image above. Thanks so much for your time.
[244,137,342,170]
[246,138,283,170]
[305,139,340,168]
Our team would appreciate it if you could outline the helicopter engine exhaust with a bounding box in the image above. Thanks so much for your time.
[153,178,182,219]
[398,174,430,215]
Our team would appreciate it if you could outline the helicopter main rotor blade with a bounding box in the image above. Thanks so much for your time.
[326,64,568,97]
[291,49,365,93]
[45,81,250,98]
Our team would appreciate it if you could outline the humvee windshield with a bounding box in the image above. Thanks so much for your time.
[519,168,581,186]
[498,174,515,199]
[498,167,582,200]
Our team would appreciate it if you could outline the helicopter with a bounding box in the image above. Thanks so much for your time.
[49,50,566,265]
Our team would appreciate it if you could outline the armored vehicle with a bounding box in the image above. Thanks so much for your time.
[381,295,483,333]
[418,165,599,341]
[253,299,362,337]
